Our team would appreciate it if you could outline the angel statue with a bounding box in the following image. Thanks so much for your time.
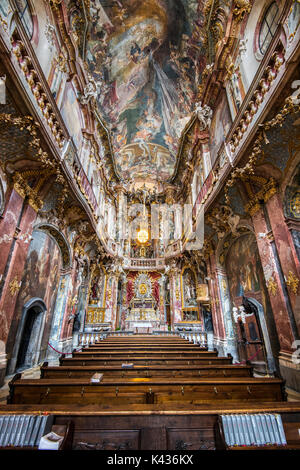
[80,75,101,105]
[195,102,213,131]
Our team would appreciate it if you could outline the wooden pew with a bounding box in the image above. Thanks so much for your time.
[1,403,300,450]
[8,376,285,406]
[59,355,234,367]
[86,345,205,350]
[40,362,253,379]
[72,351,218,359]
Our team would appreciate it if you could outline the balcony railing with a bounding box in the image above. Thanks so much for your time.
[129,258,165,269]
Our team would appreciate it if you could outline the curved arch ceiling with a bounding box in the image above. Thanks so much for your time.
[87,0,206,182]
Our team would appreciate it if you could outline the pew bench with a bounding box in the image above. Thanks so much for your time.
[59,356,234,366]
[1,403,300,450]
[85,345,206,351]
[72,351,218,359]
[41,363,253,379]
[7,376,285,406]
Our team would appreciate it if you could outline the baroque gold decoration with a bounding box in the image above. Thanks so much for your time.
[12,173,43,212]
[286,271,299,294]
[267,277,277,296]
[225,78,300,205]
[74,237,86,258]
[86,307,105,324]
[9,277,21,296]
[196,284,209,301]
[244,178,278,216]
[290,191,300,218]
[139,283,147,296]
[233,0,252,22]
[11,39,65,148]
[49,0,62,10]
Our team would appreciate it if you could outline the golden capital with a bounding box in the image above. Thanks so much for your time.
[267,277,277,296]
[286,271,299,295]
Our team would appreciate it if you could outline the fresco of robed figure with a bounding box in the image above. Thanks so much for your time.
[87,0,207,181]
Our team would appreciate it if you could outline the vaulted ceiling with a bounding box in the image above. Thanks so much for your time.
[86,0,206,183]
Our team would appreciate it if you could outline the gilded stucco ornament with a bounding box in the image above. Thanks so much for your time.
[225,85,300,205]
[267,277,278,296]
[244,178,278,216]
[48,0,63,13]
[290,191,300,218]
[286,271,299,294]
[233,0,252,22]
[9,277,21,296]
[11,39,65,148]
[12,173,43,212]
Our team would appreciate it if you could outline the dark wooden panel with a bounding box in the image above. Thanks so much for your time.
[167,427,216,450]
[73,429,141,450]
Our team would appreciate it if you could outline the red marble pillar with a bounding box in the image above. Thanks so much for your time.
[0,202,37,343]
[0,201,37,385]
[251,207,295,353]
[0,188,24,277]
[265,193,300,335]
[207,253,226,342]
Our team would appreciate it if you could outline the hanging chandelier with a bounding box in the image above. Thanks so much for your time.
[137,183,149,244]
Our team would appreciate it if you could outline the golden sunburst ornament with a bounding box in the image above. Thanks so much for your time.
[137,228,149,244]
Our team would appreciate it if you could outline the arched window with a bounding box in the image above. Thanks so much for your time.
[15,0,33,39]
[0,1,10,17]
[259,2,279,55]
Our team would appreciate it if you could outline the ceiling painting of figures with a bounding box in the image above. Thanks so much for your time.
[87,0,206,181]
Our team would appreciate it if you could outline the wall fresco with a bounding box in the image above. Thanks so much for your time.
[87,0,207,180]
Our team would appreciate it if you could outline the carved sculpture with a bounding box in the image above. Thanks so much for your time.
[195,102,213,131]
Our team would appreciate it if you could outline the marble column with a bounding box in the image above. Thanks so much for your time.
[265,193,300,334]
[216,267,239,360]
[0,189,24,285]
[168,268,182,327]
[47,271,72,360]
[207,253,227,352]
[252,205,300,391]
[0,200,37,385]
[105,272,119,330]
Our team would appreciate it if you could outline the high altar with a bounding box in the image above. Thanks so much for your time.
[125,272,162,332]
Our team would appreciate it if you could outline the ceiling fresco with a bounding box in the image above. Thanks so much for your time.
[87,0,206,182]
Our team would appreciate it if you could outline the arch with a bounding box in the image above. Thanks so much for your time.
[34,223,72,269]
[215,223,254,269]
[279,156,300,199]
[283,162,300,218]
[8,297,47,374]
[15,0,35,40]
[253,0,284,61]
[243,297,276,373]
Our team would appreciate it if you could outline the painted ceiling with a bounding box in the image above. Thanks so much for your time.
[87,0,206,182]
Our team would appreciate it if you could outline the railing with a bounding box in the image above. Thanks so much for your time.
[178,332,208,347]
[78,332,108,346]
[129,258,165,269]
[78,330,135,346]
[106,331,134,336]
[152,331,180,336]
[78,329,207,346]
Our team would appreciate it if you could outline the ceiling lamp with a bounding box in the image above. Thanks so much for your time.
[136,183,149,244]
